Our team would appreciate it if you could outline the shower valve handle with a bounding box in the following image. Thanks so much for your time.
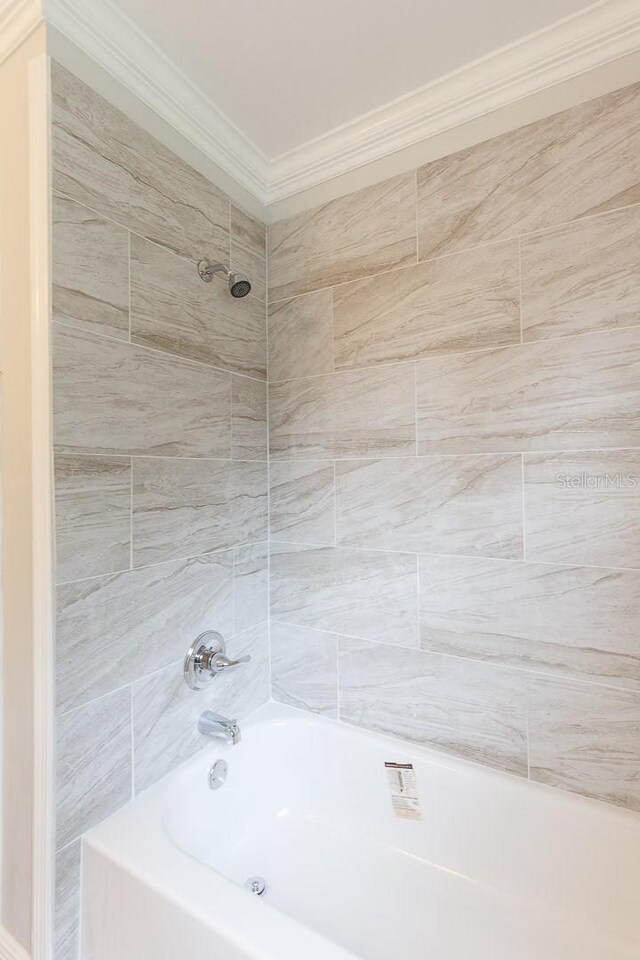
[208,652,252,674]
[184,631,252,690]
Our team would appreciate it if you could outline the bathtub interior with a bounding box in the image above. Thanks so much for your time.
[84,703,640,960]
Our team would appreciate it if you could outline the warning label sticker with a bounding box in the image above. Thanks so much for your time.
[384,761,421,820]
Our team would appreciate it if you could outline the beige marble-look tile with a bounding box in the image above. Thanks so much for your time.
[524,451,640,569]
[417,81,640,260]
[56,554,233,713]
[54,840,81,960]
[269,461,335,545]
[53,324,231,458]
[130,235,266,379]
[271,621,338,718]
[52,62,229,265]
[53,194,129,341]
[268,172,417,301]
[231,375,267,460]
[55,454,131,583]
[521,206,640,342]
[56,688,131,848]
[270,543,418,647]
[131,458,267,566]
[132,623,269,792]
[528,676,640,811]
[233,542,268,635]
[416,327,640,454]
[269,365,415,460]
[336,456,523,558]
[230,204,266,303]
[333,241,520,369]
[339,637,528,775]
[419,555,640,690]
[268,290,334,381]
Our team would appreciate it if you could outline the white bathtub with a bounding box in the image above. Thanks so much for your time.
[82,702,640,960]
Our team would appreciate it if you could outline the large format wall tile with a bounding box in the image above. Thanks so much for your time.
[419,555,640,690]
[268,290,334,381]
[268,172,416,301]
[269,366,415,460]
[336,456,522,558]
[528,677,640,810]
[55,454,131,582]
[339,637,528,775]
[333,241,520,369]
[524,451,640,569]
[416,327,640,454]
[130,235,266,379]
[52,63,229,265]
[132,623,269,791]
[53,195,129,341]
[54,841,81,960]
[233,542,268,636]
[231,203,266,302]
[270,543,418,647]
[56,554,233,713]
[521,206,640,342]
[231,375,267,460]
[271,621,338,717]
[53,324,231,458]
[131,458,267,566]
[56,688,131,848]
[417,82,640,260]
[269,461,335,545]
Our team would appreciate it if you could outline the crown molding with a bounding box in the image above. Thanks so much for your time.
[40,0,640,208]
[0,0,43,64]
[43,0,269,199]
[266,0,640,202]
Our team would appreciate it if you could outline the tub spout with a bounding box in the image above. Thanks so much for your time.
[198,710,241,745]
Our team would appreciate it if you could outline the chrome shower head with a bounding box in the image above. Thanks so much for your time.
[197,261,252,298]
[228,272,252,298]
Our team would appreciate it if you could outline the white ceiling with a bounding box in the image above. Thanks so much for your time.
[110,0,591,159]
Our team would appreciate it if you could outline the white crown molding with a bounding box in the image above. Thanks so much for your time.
[43,0,269,199]
[39,0,640,207]
[267,0,640,202]
[0,927,30,960]
[0,0,43,64]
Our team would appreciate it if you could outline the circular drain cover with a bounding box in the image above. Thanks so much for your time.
[244,876,267,896]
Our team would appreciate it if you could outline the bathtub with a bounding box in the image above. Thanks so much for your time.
[82,702,640,960]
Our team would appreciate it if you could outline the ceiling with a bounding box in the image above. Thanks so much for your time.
[109,0,591,159]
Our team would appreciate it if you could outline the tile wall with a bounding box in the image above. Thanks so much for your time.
[267,80,640,814]
[51,63,268,959]
[50,57,640,960]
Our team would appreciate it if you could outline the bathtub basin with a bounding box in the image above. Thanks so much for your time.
[82,701,640,960]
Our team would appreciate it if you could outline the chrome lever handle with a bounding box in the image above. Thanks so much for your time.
[210,653,251,673]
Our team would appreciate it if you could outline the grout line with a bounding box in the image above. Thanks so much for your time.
[521,453,527,562]
[268,619,640,695]
[332,461,338,547]
[52,317,268,384]
[268,538,640,574]
[414,168,419,263]
[267,319,640,385]
[56,538,267,587]
[127,229,132,343]
[129,457,134,570]
[517,236,524,344]
[130,685,135,798]
[266,197,640,306]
